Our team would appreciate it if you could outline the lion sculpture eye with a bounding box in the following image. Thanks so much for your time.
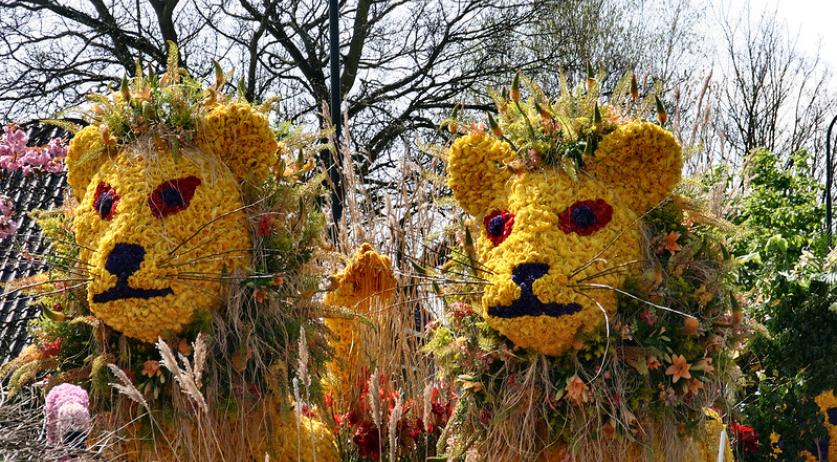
[557,199,612,235]
[93,183,119,220]
[148,176,202,218]
[484,209,514,246]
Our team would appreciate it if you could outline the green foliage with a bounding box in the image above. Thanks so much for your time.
[730,148,824,289]
[737,251,837,460]
[730,148,832,460]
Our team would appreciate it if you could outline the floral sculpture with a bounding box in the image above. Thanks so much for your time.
[799,390,837,461]
[44,383,90,448]
[1,45,336,461]
[429,73,740,461]
[323,243,397,408]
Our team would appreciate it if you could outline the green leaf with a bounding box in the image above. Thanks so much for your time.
[464,225,479,277]
[120,75,131,104]
[213,59,225,89]
[166,40,180,81]
[237,76,246,100]
[410,260,428,276]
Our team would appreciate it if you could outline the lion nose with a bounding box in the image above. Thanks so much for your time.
[104,243,146,279]
[511,263,550,292]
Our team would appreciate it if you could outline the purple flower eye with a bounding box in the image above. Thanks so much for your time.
[148,176,201,218]
[558,199,613,235]
[484,210,514,246]
[93,183,119,220]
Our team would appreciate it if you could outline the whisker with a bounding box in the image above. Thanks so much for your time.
[567,201,664,277]
[434,265,490,281]
[392,269,490,286]
[359,292,485,316]
[3,283,88,301]
[13,247,96,270]
[571,282,695,319]
[572,260,640,283]
[380,242,496,276]
[162,245,310,269]
[573,290,611,385]
[160,250,251,269]
[167,197,267,256]
[162,272,278,282]
[1,278,92,300]
[568,258,610,280]
[162,229,226,264]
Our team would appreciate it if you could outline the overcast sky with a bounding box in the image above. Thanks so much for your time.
[723,0,837,72]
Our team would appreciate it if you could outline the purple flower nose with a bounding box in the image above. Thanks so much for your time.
[105,243,145,279]
[511,262,550,292]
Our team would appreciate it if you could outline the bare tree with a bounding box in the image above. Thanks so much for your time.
[0,1,555,161]
[713,4,836,174]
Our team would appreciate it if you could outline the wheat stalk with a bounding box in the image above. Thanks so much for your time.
[156,337,208,414]
[106,363,149,412]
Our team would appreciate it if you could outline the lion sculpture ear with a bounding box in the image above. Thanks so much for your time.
[197,102,278,182]
[66,101,279,202]
[65,125,106,201]
[446,131,516,217]
[584,121,682,214]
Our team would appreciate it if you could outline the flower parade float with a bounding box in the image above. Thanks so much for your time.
[426,73,741,461]
[322,243,397,409]
[0,45,337,461]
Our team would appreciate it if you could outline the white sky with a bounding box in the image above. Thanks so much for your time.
[724,0,837,71]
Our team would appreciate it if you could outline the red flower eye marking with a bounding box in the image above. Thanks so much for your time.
[558,199,613,235]
[148,176,202,218]
[484,210,514,246]
[93,182,119,220]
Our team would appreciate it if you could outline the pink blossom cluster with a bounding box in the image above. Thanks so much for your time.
[0,124,67,174]
[45,383,90,446]
[0,196,16,240]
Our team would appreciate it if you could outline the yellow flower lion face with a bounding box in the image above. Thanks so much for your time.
[67,102,278,342]
[73,148,249,342]
[448,121,682,356]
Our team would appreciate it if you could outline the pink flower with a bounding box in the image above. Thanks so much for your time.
[45,383,90,446]
[0,196,17,241]
[0,124,68,175]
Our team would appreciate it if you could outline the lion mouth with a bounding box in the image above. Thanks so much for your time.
[487,262,582,318]
[92,280,174,303]
[487,300,582,318]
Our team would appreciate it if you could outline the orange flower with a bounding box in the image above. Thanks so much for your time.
[662,231,682,254]
[683,317,700,336]
[694,357,715,375]
[647,356,662,370]
[177,338,192,356]
[687,379,704,395]
[469,122,486,138]
[254,287,268,303]
[665,354,692,383]
[565,375,590,405]
[142,359,161,378]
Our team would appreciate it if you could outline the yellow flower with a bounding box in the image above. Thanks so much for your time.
[815,390,837,461]
[322,244,396,410]
[665,354,692,383]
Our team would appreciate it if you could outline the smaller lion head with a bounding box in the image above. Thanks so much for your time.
[66,102,277,342]
[447,121,682,356]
